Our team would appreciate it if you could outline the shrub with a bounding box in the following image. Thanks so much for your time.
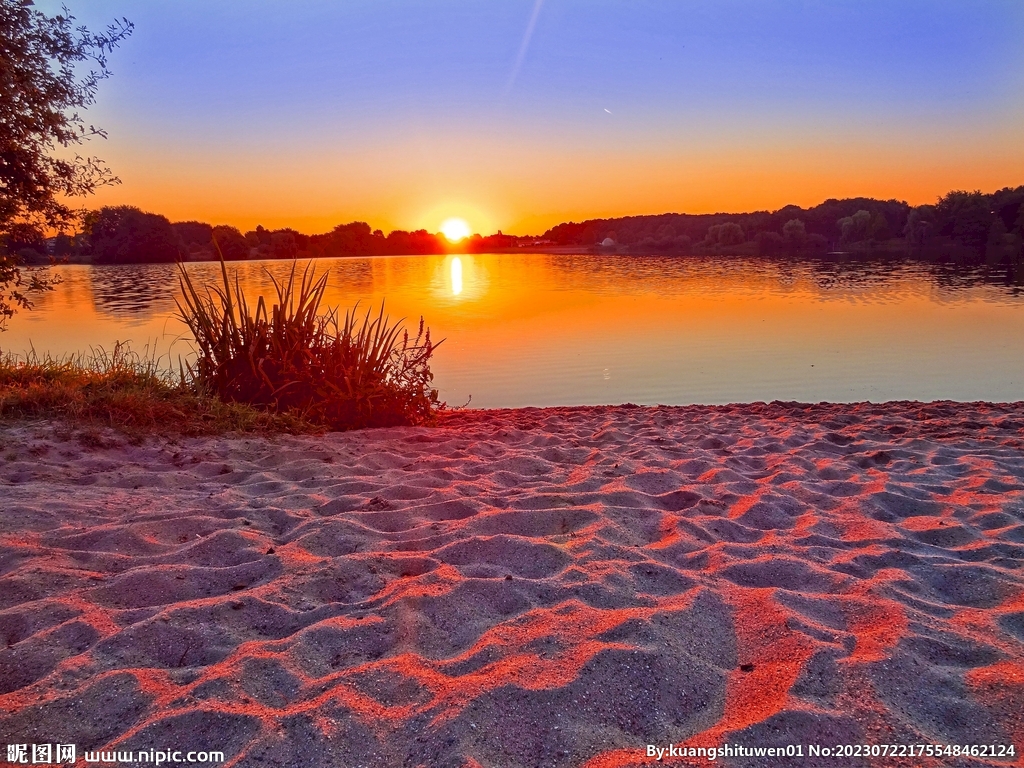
[177,258,443,429]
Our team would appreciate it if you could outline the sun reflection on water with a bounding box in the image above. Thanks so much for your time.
[8,254,1024,407]
[451,256,463,296]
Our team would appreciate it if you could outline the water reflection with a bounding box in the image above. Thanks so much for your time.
[451,257,463,296]
[177,258,376,302]
[538,254,1024,306]
[90,264,179,319]
[73,254,1024,323]
[8,253,1024,407]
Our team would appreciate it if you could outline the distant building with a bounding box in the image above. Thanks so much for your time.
[601,237,616,247]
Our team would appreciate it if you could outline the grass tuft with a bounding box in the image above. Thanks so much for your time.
[176,256,443,429]
[0,343,314,436]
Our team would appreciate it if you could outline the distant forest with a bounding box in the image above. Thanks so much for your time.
[5,215,519,266]
[4,186,1023,266]
[542,186,1024,262]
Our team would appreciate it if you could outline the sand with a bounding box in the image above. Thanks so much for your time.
[1,402,1023,767]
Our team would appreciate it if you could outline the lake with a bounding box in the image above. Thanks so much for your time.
[4,253,1024,408]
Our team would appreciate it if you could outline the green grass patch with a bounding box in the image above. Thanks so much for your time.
[0,343,314,436]
[1,257,443,435]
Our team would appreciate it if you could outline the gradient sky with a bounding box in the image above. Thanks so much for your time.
[38,0,1024,236]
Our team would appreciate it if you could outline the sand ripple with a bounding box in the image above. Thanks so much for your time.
[1,401,1023,766]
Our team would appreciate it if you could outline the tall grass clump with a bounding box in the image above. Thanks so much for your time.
[176,258,442,429]
[0,343,310,435]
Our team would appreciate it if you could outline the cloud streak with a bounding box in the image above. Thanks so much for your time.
[504,0,545,96]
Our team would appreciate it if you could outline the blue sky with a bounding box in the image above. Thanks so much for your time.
[38,0,1024,234]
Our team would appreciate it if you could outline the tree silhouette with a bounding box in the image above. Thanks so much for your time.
[868,212,892,241]
[84,206,180,264]
[173,221,213,251]
[270,230,298,259]
[903,207,932,249]
[837,210,871,243]
[1,1,133,326]
[706,222,745,247]
[755,231,784,254]
[782,219,807,248]
[212,225,249,260]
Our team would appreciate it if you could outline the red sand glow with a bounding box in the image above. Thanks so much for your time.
[1,401,1023,766]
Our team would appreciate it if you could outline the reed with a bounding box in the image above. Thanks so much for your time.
[176,256,442,429]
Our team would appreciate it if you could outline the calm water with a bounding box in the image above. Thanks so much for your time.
[5,254,1024,407]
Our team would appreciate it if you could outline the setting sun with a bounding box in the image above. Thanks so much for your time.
[440,217,471,242]
[6,3,1024,767]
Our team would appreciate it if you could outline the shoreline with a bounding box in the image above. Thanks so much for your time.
[2,400,1023,766]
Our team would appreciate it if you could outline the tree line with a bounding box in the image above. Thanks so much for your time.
[4,186,1019,268]
[4,186,1022,266]
[2,209,522,265]
[543,187,1024,261]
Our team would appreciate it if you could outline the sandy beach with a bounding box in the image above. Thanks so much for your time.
[1,401,1023,767]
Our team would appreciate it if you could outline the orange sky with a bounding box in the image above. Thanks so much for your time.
[80,115,1024,237]
[53,1,1024,237]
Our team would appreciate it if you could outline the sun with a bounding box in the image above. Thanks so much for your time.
[440,217,471,242]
